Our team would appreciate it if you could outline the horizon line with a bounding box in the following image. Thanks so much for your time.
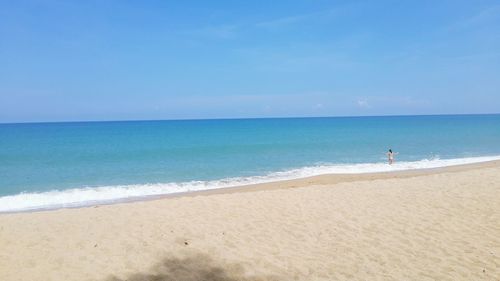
[1,112,499,125]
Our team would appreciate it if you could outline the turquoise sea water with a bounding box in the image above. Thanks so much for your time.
[1,114,500,212]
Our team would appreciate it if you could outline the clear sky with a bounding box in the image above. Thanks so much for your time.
[1,0,499,123]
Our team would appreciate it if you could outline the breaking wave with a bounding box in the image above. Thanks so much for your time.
[1,155,499,213]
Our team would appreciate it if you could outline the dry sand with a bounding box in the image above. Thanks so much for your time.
[1,161,499,281]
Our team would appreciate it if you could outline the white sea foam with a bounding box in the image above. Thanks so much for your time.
[1,155,500,213]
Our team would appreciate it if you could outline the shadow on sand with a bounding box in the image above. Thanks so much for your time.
[106,253,281,281]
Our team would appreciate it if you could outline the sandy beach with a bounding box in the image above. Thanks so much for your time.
[1,161,499,281]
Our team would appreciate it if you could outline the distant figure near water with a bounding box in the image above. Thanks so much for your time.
[387,149,398,165]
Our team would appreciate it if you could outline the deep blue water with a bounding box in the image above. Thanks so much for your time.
[1,114,500,202]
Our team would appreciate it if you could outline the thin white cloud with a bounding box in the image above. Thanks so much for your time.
[181,3,361,40]
[254,2,363,29]
[183,11,325,39]
[183,24,239,39]
[255,12,319,28]
[356,96,430,110]
[356,98,370,109]
[231,44,366,73]
[445,4,500,31]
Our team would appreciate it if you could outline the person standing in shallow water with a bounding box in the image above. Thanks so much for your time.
[387,149,397,165]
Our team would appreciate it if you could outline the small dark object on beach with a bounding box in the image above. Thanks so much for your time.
[184,241,189,246]
[94,244,98,247]
[482,269,485,273]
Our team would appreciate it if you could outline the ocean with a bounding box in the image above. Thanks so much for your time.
[1,114,500,212]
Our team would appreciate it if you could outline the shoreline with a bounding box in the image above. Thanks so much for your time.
[177,158,500,197]
[1,158,499,280]
[3,159,500,215]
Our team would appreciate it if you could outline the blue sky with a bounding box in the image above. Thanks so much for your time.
[1,0,499,122]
